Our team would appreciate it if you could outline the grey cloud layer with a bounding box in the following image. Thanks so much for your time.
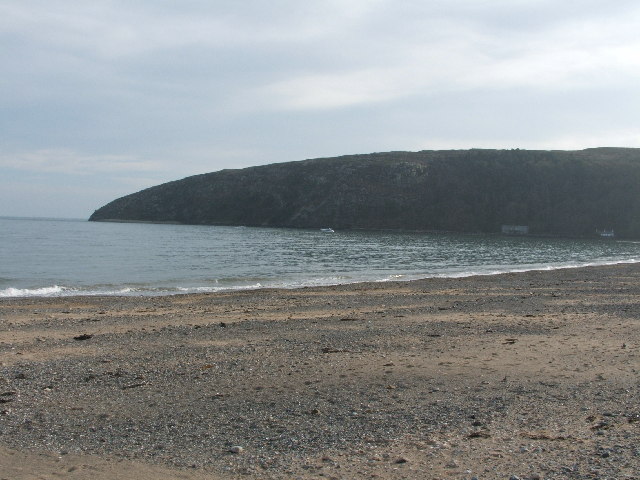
[1,0,639,217]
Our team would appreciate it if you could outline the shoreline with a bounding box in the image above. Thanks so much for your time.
[3,259,640,300]
[1,263,639,479]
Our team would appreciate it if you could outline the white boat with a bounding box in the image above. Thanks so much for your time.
[320,228,334,233]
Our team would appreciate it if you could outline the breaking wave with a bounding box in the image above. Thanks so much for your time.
[2,258,638,298]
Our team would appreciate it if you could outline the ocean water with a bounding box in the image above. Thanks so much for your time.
[1,216,639,298]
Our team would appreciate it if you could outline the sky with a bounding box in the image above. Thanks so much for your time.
[1,0,640,218]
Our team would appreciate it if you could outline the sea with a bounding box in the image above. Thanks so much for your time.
[1,216,639,298]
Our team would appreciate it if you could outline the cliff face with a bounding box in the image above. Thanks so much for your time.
[89,148,640,238]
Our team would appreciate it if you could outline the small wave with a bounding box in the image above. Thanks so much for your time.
[271,276,359,290]
[375,277,398,283]
[2,258,638,298]
[378,274,406,281]
[0,285,71,297]
[0,285,151,298]
[176,283,264,294]
[427,258,640,280]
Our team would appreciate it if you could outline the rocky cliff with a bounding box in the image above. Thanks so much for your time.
[89,148,640,238]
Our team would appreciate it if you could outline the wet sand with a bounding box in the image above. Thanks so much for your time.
[1,264,639,479]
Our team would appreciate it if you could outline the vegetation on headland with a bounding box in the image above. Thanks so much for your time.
[89,148,640,238]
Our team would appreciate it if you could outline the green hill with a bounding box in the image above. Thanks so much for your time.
[89,148,640,238]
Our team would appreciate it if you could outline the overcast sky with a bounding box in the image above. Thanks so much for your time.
[2,0,639,218]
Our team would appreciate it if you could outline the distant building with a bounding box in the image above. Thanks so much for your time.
[596,229,615,238]
[501,225,529,235]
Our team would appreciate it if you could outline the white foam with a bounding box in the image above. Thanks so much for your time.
[175,283,264,294]
[0,285,150,298]
[0,285,70,297]
[2,259,638,298]
[425,258,640,280]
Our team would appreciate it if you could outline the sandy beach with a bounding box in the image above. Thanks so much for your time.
[1,264,639,479]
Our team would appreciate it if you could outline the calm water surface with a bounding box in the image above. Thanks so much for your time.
[1,217,639,297]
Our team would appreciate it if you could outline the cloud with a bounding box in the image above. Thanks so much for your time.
[391,127,640,154]
[0,149,164,176]
[251,1,640,111]
[2,0,640,217]
[6,1,639,115]
[0,1,385,61]
[542,128,640,151]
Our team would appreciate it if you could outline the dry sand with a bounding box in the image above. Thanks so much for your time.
[1,264,639,479]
